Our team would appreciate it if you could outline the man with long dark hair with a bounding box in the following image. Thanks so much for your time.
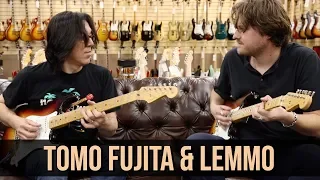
[0,11,126,180]
[185,0,320,179]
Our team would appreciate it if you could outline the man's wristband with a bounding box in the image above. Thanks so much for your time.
[282,112,298,128]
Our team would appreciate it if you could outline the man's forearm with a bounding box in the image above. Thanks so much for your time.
[210,90,225,110]
[282,111,320,137]
[0,103,19,128]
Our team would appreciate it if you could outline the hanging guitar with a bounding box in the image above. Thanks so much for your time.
[5,0,20,44]
[215,0,227,40]
[179,0,191,41]
[97,0,109,42]
[141,0,154,41]
[203,0,214,40]
[210,90,315,140]
[20,0,32,43]
[109,0,119,41]
[120,1,131,46]
[168,0,180,41]
[191,0,204,40]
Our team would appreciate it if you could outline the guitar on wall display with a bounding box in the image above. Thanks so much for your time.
[305,0,315,39]
[192,0,205,40]
[20,0,32,44]
[298,0,307,40]
[31,0,44,41]
[210,90,315,140]
[215,0,227,40]
[179,0,191,41]
[1,86,180,160]
[43,0,54,40]
[141,0,154,41]
[204,0,214,40]
[109,0,119,41]
[0,21,5,41]
[131,0,141,50]
[119,1,131,47]
[5,0,20,43]
[226,0,236,40]
[97,0,109,42]
[153,0,163,43]
[168,1,180,41]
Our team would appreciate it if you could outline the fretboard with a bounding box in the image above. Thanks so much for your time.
[49,91,138,129]
[230,96,283,122]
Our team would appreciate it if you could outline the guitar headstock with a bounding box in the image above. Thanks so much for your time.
[184,49,193,65]
[137,85,179,103]
[281,89,315,111]
[21,48,33,69]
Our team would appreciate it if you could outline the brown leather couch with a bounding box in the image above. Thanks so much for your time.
[0,77,217,180]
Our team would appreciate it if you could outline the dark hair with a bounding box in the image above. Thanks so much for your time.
[45,11,98,71]
[231,0,291,47]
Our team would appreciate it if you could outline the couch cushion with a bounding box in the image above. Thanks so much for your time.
[106,77,217,140]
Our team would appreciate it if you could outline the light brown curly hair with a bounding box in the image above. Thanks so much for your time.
[231,0,292,47]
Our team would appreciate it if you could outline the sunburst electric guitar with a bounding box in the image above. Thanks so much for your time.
[210,90,315,140]
[1,86,180,161]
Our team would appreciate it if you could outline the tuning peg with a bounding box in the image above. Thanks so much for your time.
[296,89,300,93]
[173,83,178,87]
[311,91,315,97]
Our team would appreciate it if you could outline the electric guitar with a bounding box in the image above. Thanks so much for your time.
[131,0,141,47]
[210,90,315,140]
[97,0,109,42]
[215,0,227,40]
[20,0,32,42]
[191,0,204,40]
[109,0,119,41]
[120,3,131,42]
[31,0,44,41]
[5,0,20,42]
[204,0,214,40]
[312,10,320,37]
[1,86,180,161]
[179,0,191,41]
[298,0,307,39]
[141,0,154,41]
[0,21,5,41]
[226,0,236,40]
[168,1,180,41]
[43,0,54,40]
[153,0,163,42]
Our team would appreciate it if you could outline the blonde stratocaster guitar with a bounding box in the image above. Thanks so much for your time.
[210,90,315,140]
[179,0,191,41]
[1,86,180,162]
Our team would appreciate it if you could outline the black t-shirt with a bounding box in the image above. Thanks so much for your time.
[214,42,320,140]
[3,62,119,141]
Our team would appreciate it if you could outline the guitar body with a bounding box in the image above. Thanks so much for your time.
[154,22,162,41]
[31,18,44,41]
[191,18,204,40]
[43,18,50,40]
[204,21,214,40]
[109,21,119,41]
[131,22,141,42]
[292,16,300,39]
[168,21,179,41]
[299,15,307,39]
[227,19,236,40]
[120,21,131,41]
[5,18,20,41]
[97,20,109,42]
[305,12,314,39]
[141,21,154,41]
[0,21,6,41]
[179,22,191,41]
[20,19,32,42]
[215,20,227,40]
[312,12,320,38]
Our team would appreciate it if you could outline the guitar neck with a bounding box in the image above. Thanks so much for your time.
[49,91,138,129]
[230,96,283,122]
